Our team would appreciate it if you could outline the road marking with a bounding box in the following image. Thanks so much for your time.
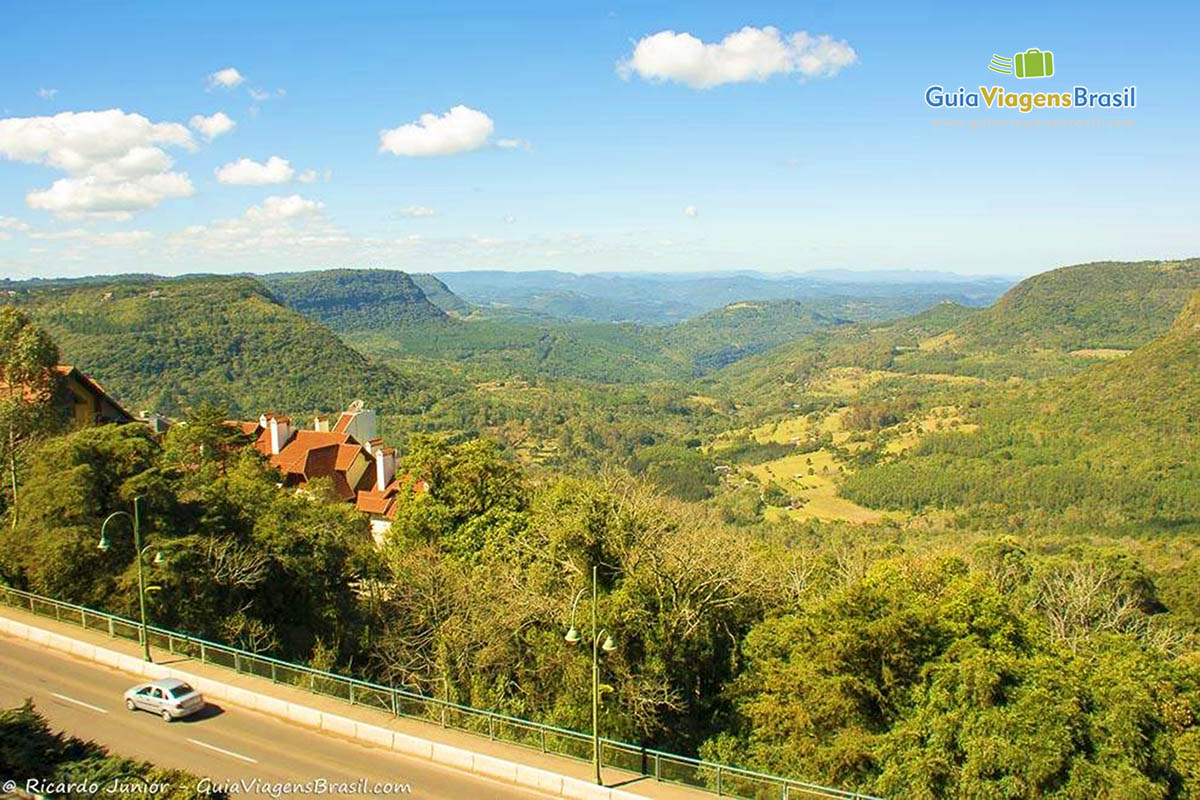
[50,692,109,714]
[187,738,258,764]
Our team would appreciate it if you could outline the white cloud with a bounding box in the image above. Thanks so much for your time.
[189,112,236,140]
[26,173,194,220]
[249,88,286,101]
[684,204,698,217]
[163,194,346,258]
[297,168,331,184]
[397,205,437,217]
[618,26,858,88]
[215,156,294,185]
[37,88,58,99]
[379,105,494,156]
[496,138,532,151]
[208,67,245,89]
[0,216,30,232]
[501,215,516,224]
[29,228,152,247]
[245,194,323,221]
[0,109,195,219]
[0,109,193,172]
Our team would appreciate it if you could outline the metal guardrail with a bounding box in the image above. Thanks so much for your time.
[0,584,881,800]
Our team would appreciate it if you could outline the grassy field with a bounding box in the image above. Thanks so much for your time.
[711,407,889,524]
[745,448,887,524]
[884,406,979,454]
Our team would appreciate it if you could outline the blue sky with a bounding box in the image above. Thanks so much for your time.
[0,0,1197,278]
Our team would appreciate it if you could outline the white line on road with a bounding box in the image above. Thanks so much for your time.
[50,692,109,714]
[187,737,259,764]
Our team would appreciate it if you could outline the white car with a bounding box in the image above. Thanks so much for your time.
[124,678,205,721]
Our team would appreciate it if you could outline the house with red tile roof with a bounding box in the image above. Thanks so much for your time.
[228,401,428,539]
[1,364,132,426]
[269,430,373,500]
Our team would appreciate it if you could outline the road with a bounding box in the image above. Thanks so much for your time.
[0,635,544,799]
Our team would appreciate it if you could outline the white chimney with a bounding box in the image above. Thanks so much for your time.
[269,418,283,455]
[375,447,396,491]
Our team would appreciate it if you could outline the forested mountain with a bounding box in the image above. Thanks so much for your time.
[411,273,473,315]
[841,290,1200,523]
[952,258,1200,351]
[4,275,419,416]
[658,300,845,373]
[261,269,449,329]
[435,269,1012,325]
[263,267,980,382]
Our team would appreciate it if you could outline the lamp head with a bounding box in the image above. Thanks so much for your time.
[96,535,111,553]
[601,634,617,653]
[152,551,165,565]
[564,626,581,644]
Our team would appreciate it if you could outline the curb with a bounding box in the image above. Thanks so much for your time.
[0,616,643,800]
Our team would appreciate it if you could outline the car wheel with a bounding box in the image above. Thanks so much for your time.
[126,699,136,712]
[161,709,173,722]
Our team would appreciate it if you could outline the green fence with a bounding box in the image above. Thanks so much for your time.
[0,584,881,800]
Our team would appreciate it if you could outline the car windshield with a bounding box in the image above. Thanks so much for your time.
[168,684,194,698]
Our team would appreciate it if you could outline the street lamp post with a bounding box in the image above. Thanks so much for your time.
[97,496,154,662]
[565,564,617,786]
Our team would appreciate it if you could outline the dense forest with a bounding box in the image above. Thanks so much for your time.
[261,269,449,329]
[953,258,1200,351]
[841,292,1200,525]
[2,258,1199,797]
[1,276,434,417]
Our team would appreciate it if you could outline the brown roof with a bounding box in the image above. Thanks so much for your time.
[335,443,364,471]
[302,444,339,478]
[253,428,273,456]
[353,474,429,519]
[229,420,261,436]
[2,364,132,422]
[267,430,367,501]
[355,489,393,515]
[58,365,131,418]
[331,412,353,434]
[269,430,352,472]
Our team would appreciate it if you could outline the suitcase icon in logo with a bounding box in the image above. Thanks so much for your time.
[1014,48,1054,78]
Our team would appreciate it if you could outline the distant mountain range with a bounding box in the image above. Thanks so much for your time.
[429,269,1015,325]
[4,258,1194,417]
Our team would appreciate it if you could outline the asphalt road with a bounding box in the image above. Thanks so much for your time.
[0,635,545,799]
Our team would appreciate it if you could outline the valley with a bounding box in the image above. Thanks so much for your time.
[2,257,1199,798]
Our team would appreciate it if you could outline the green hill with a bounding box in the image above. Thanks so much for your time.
[6,275,417,417]
[879,299,980,338]
[261,269,449,330]
[657,300,845,374]
[953,258,1200,351]
[411,273,473,315]
[841,290,1200,523]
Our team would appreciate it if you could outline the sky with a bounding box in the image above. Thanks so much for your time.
[0,0,1197,279]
